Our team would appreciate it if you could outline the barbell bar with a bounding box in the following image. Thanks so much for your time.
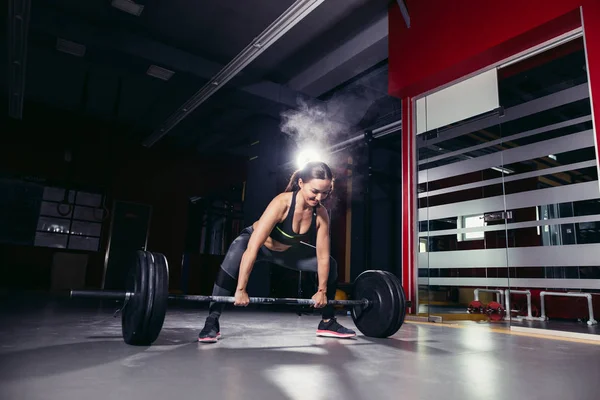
[69,250,407,346]
[70,290,371,307]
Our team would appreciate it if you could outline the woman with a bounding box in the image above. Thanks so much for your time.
[198,161,356,343]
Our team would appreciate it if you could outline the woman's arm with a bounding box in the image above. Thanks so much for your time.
[314,207,331,296]
[235,193,287,293]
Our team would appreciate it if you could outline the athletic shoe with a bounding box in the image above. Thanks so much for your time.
[316,318,356,338]
[198,316,221,343]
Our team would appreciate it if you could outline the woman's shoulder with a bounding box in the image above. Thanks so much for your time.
[315,204,329,218]
[275,191,293,201]
[271,191,293,208]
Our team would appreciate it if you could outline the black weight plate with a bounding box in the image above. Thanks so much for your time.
[351,270,399,338]
[140,250,156,342]
[143,252,169,344]
[378,270,406,337]
[122,250,150,345]
[372,270,399,337]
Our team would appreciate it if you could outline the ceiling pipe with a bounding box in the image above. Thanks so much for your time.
[395,0,410,28]
[326,118,403,155]
[275,117,402,170]
[8,0,32,120]
[142,0,326,147]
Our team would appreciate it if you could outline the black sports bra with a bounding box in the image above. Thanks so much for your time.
[268,191,317,246]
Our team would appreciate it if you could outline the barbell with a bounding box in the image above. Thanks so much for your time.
[70,250,407,346]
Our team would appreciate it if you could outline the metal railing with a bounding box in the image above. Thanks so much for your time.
[472,288,598,325]
[474,288,504,305]
[533,291,598,326]
[505,289,535,321]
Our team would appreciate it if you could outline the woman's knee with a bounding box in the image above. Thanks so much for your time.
[220,230,251,278]
[328,256,338,282]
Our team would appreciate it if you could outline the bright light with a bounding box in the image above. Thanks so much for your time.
[491,166,514,174]
[296,148,323,169]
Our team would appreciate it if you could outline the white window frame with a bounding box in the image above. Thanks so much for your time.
[457,214,486,241]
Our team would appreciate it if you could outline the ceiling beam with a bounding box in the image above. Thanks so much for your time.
[395,0,411,28]
[8,0,32,120]
[143,0,327,147]
[286,13,388,97]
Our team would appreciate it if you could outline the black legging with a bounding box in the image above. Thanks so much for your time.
[209,226,338,320]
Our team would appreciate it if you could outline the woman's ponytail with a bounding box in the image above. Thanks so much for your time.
[285,170,301,192]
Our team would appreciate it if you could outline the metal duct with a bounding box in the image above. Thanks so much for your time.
[395,0,411,28]
[143,0,326,147]
[326,118,403,155]
[8,0,31,120]
[275,117,402,170]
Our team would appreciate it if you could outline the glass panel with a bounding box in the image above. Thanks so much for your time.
[39,201,73,218]
[73,206,104,222]
[68,236,100,251]
[34,232,68,248]
[498,36,599,334]
[498,37,587,108]
[416,98,508,321]
[75,192,102,207]
[415,36,599,333]
[416,115,430,317]
[70,221,102,237]
[43,187,75,203]
[37,216,71,234]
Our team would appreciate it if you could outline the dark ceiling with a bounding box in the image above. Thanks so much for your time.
[2,0,401,157]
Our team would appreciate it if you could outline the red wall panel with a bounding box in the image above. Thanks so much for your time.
[582,0,600,163]
[401,96,415,310]
[389,0,584,98]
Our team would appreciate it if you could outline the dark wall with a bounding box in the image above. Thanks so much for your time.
[0,108,247,292]
[327,163,350,283]
[349,137,403,283]
[242,117,294,297]
[370,147,402,276]
[243,119,288,226]
[0,102,394,297]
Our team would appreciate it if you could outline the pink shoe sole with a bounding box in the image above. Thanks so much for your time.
[316,330,356,338]
[198,333,221,343]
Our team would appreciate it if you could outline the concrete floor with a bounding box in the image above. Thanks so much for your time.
[1,294,600,400]
[510,318,600,335]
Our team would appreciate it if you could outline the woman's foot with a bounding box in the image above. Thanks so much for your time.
[316,318,356,338]
[198,315,221,343]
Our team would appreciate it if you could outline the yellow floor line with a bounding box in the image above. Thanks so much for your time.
[405,320,600,345]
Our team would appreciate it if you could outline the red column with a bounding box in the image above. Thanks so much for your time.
[401,96,415,313]
[582,1,600,179]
